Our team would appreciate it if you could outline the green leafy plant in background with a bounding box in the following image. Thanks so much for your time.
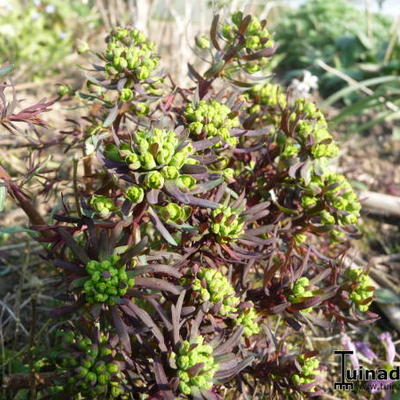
[274,0,400,134]
[0,0,97,80]
[274,0,396,98]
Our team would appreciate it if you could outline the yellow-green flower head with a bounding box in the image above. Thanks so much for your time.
[105,129,198,190]
[184,100,240,147]
[211,205,245,241]
[89,195,117,218]
[125,185,144,203]
[83,255,134,306]
[59,331,127,398]
[292,354,320,390]
[119,88,133,102]
[288,277,313,313]
[173,336,218,395]
[345,268,375,312]
[195,35,211,49]
[144,170,164,189]
[235,304,261,337]
[323,172,361,227]
[221,12,274,73]
[246,83,287,109]
[104,27,159,81]
[192,268,240,316]
[159,203,191,224]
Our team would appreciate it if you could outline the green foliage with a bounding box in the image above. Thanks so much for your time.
[292,355,320,390]
[346,268,375,312]
[211,205,245,241]
[288,277,313,313]
[172,336,218,395]
[235,304,260,337]
[104,27,159,82]
[192,268,240,316]
[90,194,118,218]
[83,255,134,305]
[221,11,274,74]
[58,330,129,398]
[185,100,240,147]
[274,0,395,98]
[0,0,96,79]
[105,128,198,191]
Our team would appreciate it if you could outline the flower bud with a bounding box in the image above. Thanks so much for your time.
[119,88,133,102]
[144,171,164,189]
[125,185,144,203]
[195,36,210,49]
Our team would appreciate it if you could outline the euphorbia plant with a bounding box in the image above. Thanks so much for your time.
[2,12,378,400]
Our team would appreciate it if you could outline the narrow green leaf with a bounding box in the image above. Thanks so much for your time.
[321,75,400,108]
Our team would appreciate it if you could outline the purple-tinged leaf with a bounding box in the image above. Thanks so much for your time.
[120,237,148,264]
[135,264,182,278]
[146,189,160,204]
[210,15,221,50]
[192,137,220,151]
[148,207,178,246]
[53,259,85,274]
[201,390,221,400]
[111,306,131,353]
[238,15,252,34]
[103,104,119,128]
[190,178,223,195]
[57,228,90,264]
[181,164,208,175]
[188,362,205,377]
[122,301,167,351]
[147,298,173,330]
[214,326,243,356]
[245,225,274,235]
[242,46,276,61]
[135,277,181,295]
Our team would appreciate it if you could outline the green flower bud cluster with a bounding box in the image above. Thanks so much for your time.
[104,27,159,81]
[288,277,313,313]
[83,255,134,305]
[291,355,320,390]
[57,83,73,97]
[221,12,274,73]
[244,83,285,127]
[130,102,150,115]
[192,268,240,316]
[125,185,145,204]
[172,336,218,395]
[291,98,339,160]
[184,100,240,147]
[195,35,211,49]
[59,331,128,398]
[158,203,191,224]
[247,83,286,110]
[345,268,375,312]
[104,128,198,190]
[299,172,361,240]
[211,206,245,241]
[89,195,117,218]
[235,304,261,337]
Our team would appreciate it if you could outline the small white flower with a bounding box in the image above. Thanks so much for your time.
[290,70,319,98]
[303,70,318,90]
[0,0,13,11]
[31,10,40,20]
[33,0,41,6]
[45,4,55,13]
[59,31,67,39]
